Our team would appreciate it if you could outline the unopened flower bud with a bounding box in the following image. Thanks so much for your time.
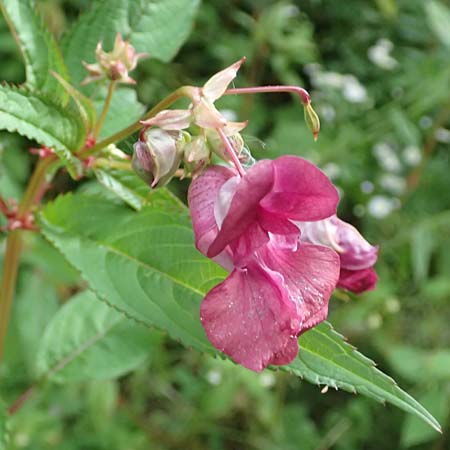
[82,33,147,85]
[304,102,320,141]
[183,135,210,175]
[132,129,182,188]
[205,126,246,163]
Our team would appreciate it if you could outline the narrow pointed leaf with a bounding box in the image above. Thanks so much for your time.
[39,191,440,430]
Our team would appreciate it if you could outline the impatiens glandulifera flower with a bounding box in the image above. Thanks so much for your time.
[188,156,341,371]
[82,33,147,85]
[297,215,378,293]
[141,58,247,132]
[132,128,184,188]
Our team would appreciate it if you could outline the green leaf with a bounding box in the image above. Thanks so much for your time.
[62,0,200,88]
[39,191,441,431]
[0,0,69,102]
[94,169,153,210]
[0,85,84,177]
[401,386,449,447]
[425,0,450,49]
[36,290,160,383]
[285,323,441,433]
[52,71,96,132]
[13,269,59,377]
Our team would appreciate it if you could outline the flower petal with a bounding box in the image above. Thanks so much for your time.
[141,109,192,131]
[203,57,246,102]
[258,242,340,332]
[338,267,378,293]
[260,156,339,221]
[193,99,227,129]
[334,218,378,270]
[200,260,300,371]
[188,165,235,270]
[207,160,274,258]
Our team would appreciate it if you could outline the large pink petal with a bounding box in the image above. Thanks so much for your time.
[200,261,301,372]
[260,156,339,221]
[188,165,235,269]
[338,267,378,293]
[207,160,274,258]
[258,242,340,332]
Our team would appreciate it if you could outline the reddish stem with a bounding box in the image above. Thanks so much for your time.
[216,128,246,176]
[225,85,311,105]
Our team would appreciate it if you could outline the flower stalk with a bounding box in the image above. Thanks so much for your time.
[93,81,116,139]
[0,157,55,361]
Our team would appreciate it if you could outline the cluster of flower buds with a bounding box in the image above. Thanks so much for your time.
[132,58,321,186]
[82,33,147,85]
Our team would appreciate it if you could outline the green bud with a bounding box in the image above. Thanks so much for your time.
[304,102,320,141]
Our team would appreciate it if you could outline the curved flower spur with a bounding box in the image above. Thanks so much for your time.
[133,58,379,371]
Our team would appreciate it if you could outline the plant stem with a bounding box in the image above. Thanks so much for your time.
[225,85,311,105]
[93,81,116,139]
[216,128,246,176]
[0,157,54,362]
[93,158,132,171]
[84,86,191,157]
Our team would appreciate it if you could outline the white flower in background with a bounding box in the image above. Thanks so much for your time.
[318,104,336,122]
[402,145,422,166]
[342,75,368,103]
[435,128,450,143]
[372,142,402,172]
[367,195,400,219]
[312,69,368,103]
[259,372,276,388]
[368,39,398,70]
[380,173,406,195]
[360,180,375,193]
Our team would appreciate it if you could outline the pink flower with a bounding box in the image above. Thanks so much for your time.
[188,156,341,371]
[297,215,378,293]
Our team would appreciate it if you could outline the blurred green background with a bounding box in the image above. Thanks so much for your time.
[1,0,450,448]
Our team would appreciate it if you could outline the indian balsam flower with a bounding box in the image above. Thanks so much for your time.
[82,33,147,85]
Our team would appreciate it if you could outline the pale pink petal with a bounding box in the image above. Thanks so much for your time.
[260,156,339,221]
[202,57,246,102]
[333,217,378,270]
[207,160,274,258]
[141,109,192,130]
[193,99,227,129]
[188,165,235,270]
[222,121,248,135]
[200,260,300,372]
[257,242,340,332]
[338,267,378,294]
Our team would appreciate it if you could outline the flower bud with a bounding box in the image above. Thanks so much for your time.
[304,102,320,141]
[82,33,147,85]
[205,127,246,163]
[132,129,182,188]
[183,135,210,175]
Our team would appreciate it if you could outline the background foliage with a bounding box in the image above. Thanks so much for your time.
[1,0,450,449]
